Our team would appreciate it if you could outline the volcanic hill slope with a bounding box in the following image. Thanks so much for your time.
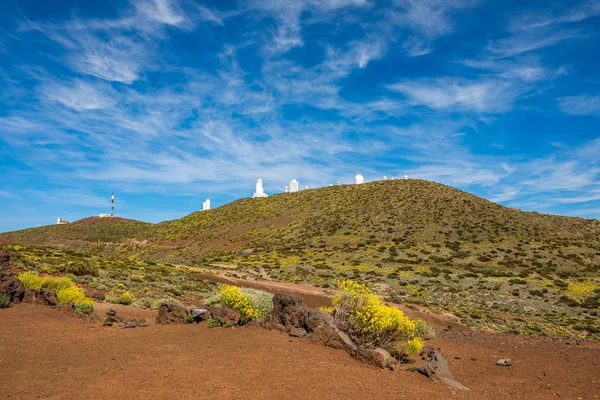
[2,180,600,337]
[3,180,599,268]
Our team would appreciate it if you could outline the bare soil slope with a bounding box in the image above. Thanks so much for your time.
[1,304,598,400]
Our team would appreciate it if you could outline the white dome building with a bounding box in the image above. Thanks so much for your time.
[354,174,365,184]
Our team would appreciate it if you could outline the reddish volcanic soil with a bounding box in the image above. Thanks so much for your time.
[1,304,599,400]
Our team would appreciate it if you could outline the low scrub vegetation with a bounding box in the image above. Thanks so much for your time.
[0,292,10,308]
[205,285,273,323]
[332,280,426,356]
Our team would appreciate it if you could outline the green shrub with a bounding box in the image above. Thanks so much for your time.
[240,288,274,318]
[0,293,11,308]
[131,298,152,309]
[208,317,222,328]
[58,262,98,277]
[151,297,180,310]
[414,319,436,340]
[183,314,195,324]
[74,303,94,317]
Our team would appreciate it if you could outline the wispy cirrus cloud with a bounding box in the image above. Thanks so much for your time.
[558,95,600,115]
[386,77,519,113]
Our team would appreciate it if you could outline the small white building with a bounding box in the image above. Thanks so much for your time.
[253,179,268,198]
[56,217,69,225]
[404,175,409,180]
[354,174,365,184]
[202,199,211,211]
[289,179,299,193]
[99,213,111,218]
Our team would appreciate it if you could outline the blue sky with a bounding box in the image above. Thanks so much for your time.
[1,0,599,232]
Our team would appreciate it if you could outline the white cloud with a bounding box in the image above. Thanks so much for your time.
[387,78,518,113]
[558,95,600,115]
[40,79,117,111]
[486,29,583,58]
[134,0,186,26]
[508,0,600,32]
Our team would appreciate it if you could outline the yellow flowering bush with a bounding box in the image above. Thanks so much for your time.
[220,285,259,322]
[43,276,74,293]
[332,280,424,355]
[17,271,45,291]
[56,285,94,306]
[565,280,597,301]
[17,271,94,307]
[119,291,135,305]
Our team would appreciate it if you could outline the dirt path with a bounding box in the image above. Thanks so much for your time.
[1,304,599,400]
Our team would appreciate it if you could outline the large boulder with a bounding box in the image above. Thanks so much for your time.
[22,289,38,304]
[304,310,357,352]
[266,293,308,329]
[352,347,396,369]
[190,308,208,323]
[156,303,189,325]
[412,346,469,390]
[39,288,58,306]
[209,306,241,326]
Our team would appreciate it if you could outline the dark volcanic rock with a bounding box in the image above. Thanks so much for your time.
[304,310,356,352]
[39,288,58,306]
[413,346,469,390]
[91,292,105,301]
[106,309,117,317]
[289,327,307,338]
[190,308,208,323]
[22,289,38,304]
[209,306,241,326]
[0,254,23,304]
[156,303,189,325]
[0,277,24,304]
[266,293,308,329]
[0,254,12,279]
[353,347,396,369]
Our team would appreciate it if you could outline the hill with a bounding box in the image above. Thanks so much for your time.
[2,179,599,337]
[2,180,600,270]
[0,217,151,253]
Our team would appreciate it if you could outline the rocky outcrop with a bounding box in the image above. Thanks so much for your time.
[0,254,12,279]
[0,254,24,304]
[156,303,189,325]
[190,308,208,323]
[412,346,469,390]
[39,288,58,306]
[263,292,397,369]
[266,293,307,330]
[209,306,241,326]
[103,309,147,328]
